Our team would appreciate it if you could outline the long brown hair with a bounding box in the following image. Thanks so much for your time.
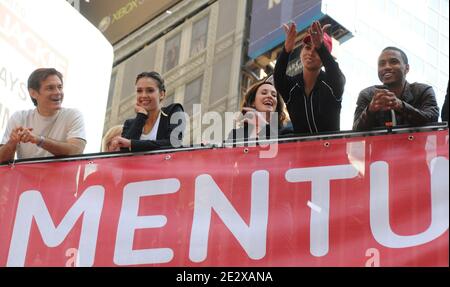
[240,80,288,127]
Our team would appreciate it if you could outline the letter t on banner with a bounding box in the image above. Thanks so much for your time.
[285,165,359,257]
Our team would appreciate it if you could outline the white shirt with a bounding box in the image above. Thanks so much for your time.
[140,113,161,141]
[1,108,86,159]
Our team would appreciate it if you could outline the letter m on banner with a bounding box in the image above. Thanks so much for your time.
[7,186,104,267]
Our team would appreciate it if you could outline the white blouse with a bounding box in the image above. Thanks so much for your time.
[140,113,161,141]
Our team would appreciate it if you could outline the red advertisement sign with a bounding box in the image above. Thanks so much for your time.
[0,130,448,267]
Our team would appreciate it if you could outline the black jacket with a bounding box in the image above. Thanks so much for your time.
[227,122,293,142]
[353,82,439,131]
[121,103,185,152]
[274,44,346,134]
[441,81,448,122]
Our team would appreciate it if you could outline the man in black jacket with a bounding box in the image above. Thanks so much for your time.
[274,21,346,134]
[353,47,439,131]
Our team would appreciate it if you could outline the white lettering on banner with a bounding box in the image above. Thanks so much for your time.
[3,157,447,266]
[189,171,269,262]
[113,179,180,266]
[285,165,359,257]
[370,157,449,248]
[7,186,105,267]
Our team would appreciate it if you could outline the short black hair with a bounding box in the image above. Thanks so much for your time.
[27,68,63,106]
[382,46,409,65]
[135,71,166,92]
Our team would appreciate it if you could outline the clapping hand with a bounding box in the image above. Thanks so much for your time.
[369,89,402,112]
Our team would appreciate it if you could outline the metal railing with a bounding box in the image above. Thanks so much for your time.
[1,122,447,167]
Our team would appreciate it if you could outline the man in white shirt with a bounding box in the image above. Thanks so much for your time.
[0,68,86,163]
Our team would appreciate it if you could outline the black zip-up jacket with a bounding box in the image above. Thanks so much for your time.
[353,82,439,131]
[274,44,346,134]
[121,103,185,152]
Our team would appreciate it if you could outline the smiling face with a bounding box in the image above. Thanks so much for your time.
[300,44,323,71]
[135,77,165,113]
[378,49,409,87]
[252,83,278,113]
[30,75,64,116]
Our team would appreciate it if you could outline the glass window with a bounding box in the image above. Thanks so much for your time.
[107,72,117,109]
[190,15,209,56]
[440,35,449,56]
[163,33,181,73]
[443,0,449,20]
[439,55,449,74]
[184,76,203,116]
[427,9,439,28]
[430,0,440,11]
[425,62,438,83]
[217,0,237,38]
[426,26,439,47]
[440,17,449,37]
[122,45,157,100]
[399,10,411,28]
[413,55,425,75]
[427,44,439,67]
[386,1,399,20]
[164,92,174,106]
[210,54,233,105]
[413,18,425,38]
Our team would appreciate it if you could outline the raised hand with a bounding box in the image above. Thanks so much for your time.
[282,22,297,53]
[308,21,331,49]
[135,104,148,116]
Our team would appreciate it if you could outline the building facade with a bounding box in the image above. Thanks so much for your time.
[100,0,448,144]
[103,0,248,144]
[322,0,449,129]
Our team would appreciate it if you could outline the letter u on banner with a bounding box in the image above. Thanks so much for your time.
[370,157,449,248]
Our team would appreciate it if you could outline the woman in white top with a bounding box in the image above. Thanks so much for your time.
[110,72,185,152]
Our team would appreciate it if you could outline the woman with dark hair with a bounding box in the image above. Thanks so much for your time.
[110,71,185,152]
[228,79,291,142]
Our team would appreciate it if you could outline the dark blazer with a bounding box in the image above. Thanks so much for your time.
[121,103,185,152]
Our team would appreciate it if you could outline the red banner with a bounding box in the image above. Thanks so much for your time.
[0,130,448,267]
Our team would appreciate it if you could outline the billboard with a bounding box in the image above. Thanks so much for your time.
[79,0,182,44]
[248,0,324,59]
[0,130,448,266]
[0,0,113,153]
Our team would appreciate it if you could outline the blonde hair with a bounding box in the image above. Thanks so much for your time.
[101,125,123,152]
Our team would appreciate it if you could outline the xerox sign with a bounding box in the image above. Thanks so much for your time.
[248,0,324,59]
[0,0,113,153]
